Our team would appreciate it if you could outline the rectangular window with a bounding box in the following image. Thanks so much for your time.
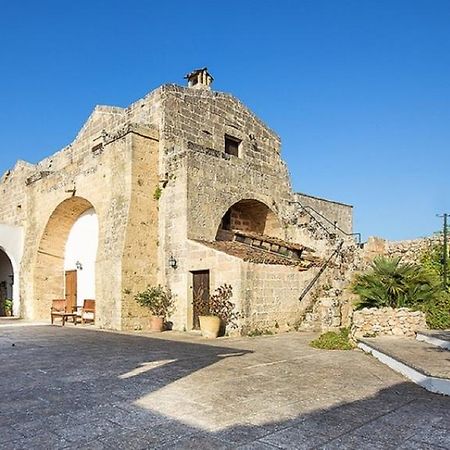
[224,135,241,157]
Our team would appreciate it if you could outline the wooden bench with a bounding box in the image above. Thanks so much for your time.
[50,299,77,326]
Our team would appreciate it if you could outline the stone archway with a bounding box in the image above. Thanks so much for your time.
[0,249,14,316]
[215,199,283,240]
[33,197,98,320]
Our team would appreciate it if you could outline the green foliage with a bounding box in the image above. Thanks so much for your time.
[193,284,240,328]
[353,251,450,330]
[414,291,450,330]
[420,242,450,288]
[4,299,12,312]
[153,186,162,201]
[135,285,175,317]
[310,328,354,350]
[352,256,439,309]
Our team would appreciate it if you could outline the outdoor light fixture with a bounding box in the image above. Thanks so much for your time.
[168,255,177,269]
[75,261,83,270]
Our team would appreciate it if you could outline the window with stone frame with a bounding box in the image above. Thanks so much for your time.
[224,135,241,157]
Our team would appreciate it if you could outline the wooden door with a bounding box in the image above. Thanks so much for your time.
[192,270,210,330]
[65,270,77,312]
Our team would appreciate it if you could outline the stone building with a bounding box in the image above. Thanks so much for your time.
[0,68,354,332]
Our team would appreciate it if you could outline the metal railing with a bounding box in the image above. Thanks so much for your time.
[298,240,344,303]
[289,200,362,245]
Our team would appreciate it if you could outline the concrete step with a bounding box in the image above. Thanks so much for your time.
[416,330,450,350]
[357,336,450,396]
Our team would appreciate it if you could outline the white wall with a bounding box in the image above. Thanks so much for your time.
[64,209,98,306]
[0,224,24,316]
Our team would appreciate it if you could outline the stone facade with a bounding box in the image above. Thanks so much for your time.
[352,307,427,338]
[0,70,354,333]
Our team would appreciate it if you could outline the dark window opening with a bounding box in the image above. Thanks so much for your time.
[225,135,241,157]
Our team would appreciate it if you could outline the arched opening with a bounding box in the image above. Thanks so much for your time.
[215,199,283,240]
[64,208,98,309]
[0,249,14,316]
[33,197,98,320]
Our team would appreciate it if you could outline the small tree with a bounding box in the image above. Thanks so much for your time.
[135,285,175,318]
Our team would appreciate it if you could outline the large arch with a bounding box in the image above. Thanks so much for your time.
[215,199,284,240]
[33,197,98,320]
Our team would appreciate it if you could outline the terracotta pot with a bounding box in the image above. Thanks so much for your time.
[150,315,164,332]
[199,315,221,339]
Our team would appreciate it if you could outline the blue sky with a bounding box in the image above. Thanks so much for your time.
[1,0,449,240]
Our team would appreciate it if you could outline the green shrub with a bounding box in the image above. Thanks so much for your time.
[352,256,440,309]
[247,328,274,337]
[310,328,354,350]
[134,285,175,317]
[413,292,450,330]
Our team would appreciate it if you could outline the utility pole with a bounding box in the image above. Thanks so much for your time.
[437,213,448,290]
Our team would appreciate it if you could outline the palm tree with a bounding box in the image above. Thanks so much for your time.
[353,256,439,309]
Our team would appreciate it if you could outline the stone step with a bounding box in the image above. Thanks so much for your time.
[416,330,450,351]
[357,336,450,396]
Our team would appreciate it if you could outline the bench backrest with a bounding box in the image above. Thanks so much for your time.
[83,299,95,313]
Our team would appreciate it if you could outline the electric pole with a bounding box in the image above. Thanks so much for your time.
[437,213,448,290]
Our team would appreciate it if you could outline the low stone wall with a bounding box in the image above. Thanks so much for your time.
[363,235,443,265]
[352,307,427,338]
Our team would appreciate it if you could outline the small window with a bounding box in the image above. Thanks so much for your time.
[225,135,241,157]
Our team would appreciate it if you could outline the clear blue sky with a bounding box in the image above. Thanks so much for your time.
[1,0,449,241]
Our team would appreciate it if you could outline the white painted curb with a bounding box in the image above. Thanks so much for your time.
[416,333,450,351]
[358,342,450,396]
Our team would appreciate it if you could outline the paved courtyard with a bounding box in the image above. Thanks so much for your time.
[0,323,449,449]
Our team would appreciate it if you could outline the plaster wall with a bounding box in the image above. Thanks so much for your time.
[64,208,98,306]
[0,224,24,316]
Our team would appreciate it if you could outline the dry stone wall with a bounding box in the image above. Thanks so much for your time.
[352,307,427,338]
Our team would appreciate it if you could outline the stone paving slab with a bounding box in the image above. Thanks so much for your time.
[360,336,450,379]
[0,326,449,449]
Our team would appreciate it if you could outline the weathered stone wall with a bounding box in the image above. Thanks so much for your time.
[294,193,353,235]
[0,79,354,333]
[363,235,443,264]
[352,307,427,338]
[0,102,160,329]
[242,263,319,333]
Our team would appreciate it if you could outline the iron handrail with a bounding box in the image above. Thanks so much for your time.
[289,200,361,244]
[298,240,344,303]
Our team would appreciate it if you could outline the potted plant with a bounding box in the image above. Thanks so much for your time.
[3,299,12,317]
[194,284,240,338]
[135,285,175,332]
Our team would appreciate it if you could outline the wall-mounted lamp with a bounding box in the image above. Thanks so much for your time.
[75,261,83,270]
[168,255,177,269]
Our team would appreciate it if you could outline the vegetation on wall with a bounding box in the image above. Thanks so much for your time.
[352,251,450,330]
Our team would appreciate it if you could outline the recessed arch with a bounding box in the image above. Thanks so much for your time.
[33,197,98,320]
[215,198,283,240]
[0,248,14,316]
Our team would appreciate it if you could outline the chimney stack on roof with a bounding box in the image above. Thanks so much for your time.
[185,67,213,90]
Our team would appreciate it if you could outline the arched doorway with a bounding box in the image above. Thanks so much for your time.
[33,197,98,320]
[215,199,283,240]
[0,249,14,316]
[64,208,98,310]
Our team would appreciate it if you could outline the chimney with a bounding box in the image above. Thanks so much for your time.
[184,67,213,90]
